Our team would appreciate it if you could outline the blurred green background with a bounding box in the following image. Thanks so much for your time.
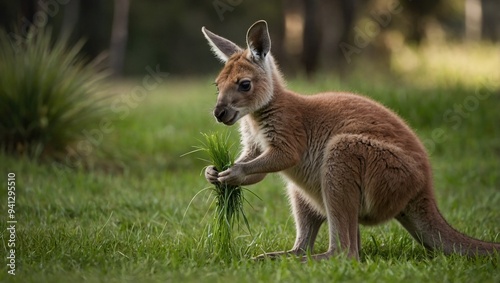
[1,0,499,76]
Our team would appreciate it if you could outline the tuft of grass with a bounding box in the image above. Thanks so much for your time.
[0,27,109,158]
[194,132,252,262]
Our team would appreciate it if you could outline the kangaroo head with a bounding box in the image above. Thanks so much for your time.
[202,20,275,125]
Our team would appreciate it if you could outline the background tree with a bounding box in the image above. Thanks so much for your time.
[110,0,130,77]
[302,0,321,77]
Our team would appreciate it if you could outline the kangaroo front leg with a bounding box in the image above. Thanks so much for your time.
[255,183,325,260]
[218,148,300,186]
[289,184,326,254]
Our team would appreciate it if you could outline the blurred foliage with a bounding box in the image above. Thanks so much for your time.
[0,0,498,76]
[0,27,109,159]
[0,0,283,75]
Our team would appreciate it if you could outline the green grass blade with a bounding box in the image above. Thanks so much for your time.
[191,131,257,262]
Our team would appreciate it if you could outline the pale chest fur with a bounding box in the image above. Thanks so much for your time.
[239,113,327,212]
[239,116,270,153]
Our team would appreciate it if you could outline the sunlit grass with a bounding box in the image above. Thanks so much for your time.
[391,42,500,88]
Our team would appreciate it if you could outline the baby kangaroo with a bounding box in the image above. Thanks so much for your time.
[201,20,500,260]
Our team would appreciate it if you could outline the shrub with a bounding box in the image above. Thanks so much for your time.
[0,27,109,158]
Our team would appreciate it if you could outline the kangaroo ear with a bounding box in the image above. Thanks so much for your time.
[202,26,242,63]
[246,20,271,60]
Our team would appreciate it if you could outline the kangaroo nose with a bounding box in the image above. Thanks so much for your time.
[214,106,226,122]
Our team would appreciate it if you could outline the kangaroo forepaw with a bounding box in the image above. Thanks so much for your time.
[204,165,220,185]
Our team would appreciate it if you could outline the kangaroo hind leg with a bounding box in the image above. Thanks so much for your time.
[312,135,364,260]
[313,134,425,261]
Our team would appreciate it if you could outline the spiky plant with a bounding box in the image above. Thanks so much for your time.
[194,132,252,262]
[0,27,109,158]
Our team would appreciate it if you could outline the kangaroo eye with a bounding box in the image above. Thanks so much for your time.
[238,80,251,92]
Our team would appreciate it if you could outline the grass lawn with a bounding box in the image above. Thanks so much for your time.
[1,50,500,282]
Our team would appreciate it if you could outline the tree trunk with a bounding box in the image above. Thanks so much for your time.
[302,0,321,77]
[465,0,482,41]
[60,0,80,40]
[110,0,130,77]
[20,0,37,23]
[334,0,356,72]
[481,0,498,41]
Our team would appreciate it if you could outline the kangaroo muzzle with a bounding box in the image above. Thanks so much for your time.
[213,104,239,125]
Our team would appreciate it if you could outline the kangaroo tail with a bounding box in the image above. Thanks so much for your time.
[396,191,500,256]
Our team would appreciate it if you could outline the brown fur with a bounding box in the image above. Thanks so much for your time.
[201,20,500,260]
